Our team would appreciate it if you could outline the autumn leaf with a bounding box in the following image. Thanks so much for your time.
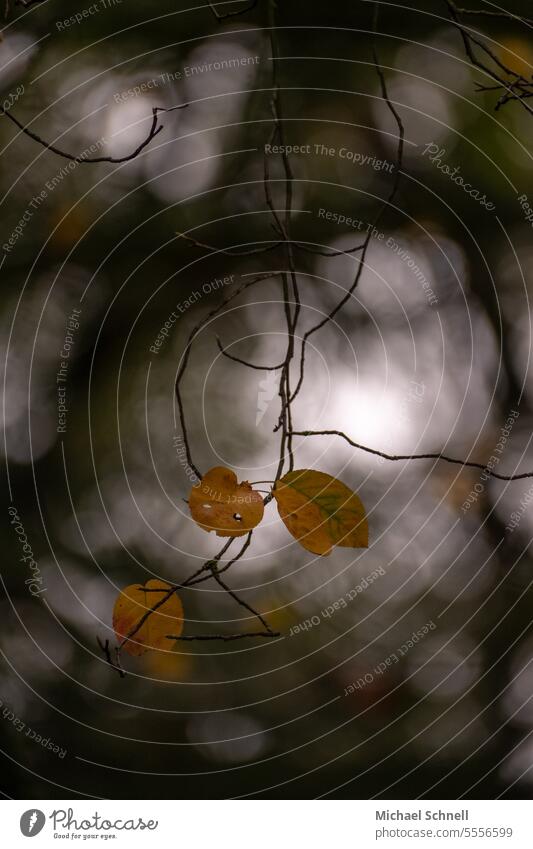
[189,466,264,537]
[113,580,184,656]
[499,37,533,80]
[273,469,368,556]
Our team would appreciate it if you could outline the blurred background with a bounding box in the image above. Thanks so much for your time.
[2,0,533,799]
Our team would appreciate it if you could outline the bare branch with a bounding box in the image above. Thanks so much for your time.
[176,231,283,256]
[111,531,278,666]
[186,532,255,588]
[290,429,533,482]
[206,0,259,21]
[169,631,279,640]
[216,335,284,371]
[0,105,187,164]
[216,530,254,573]
[210,565,275,633]
[454,6,533,27]
[97,637,126,678]
[4,0,45,18]
[262,0,302,479]
[290,2,405,405]
[294,241,366,257]
[176,231,363,258]
[443,0,533,115]
[174,271,273,481]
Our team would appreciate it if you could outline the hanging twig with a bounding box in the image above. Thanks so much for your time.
[216,335,284,371]
[100,527,278,675]
[206,0,259,21]
[443,0,533,115]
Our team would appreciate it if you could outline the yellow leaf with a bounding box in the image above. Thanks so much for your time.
[113,580,184,656]
[273,469,368,556]
[189,466,264,537]
[499,38,533,80]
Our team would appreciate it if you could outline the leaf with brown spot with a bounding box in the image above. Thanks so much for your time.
[189,466,264,537]
[273,469,368,556]
[113,580,184,656]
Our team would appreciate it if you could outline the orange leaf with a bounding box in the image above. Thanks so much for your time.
[189,466,264,537]
[113,580,184,656]
[273,469,368,556]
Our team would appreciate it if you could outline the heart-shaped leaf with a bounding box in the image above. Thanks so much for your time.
[189,466,264,537]
[273,469,368,555]
[113,580,184,656]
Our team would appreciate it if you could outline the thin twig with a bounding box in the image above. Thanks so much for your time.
[455,6,533,27]
[264,0,301,478]
[186,531,254,587]
[169,631,279,640]
[206,0,259,21]
[97,637,126,678]
[210,564,275,633]
[216,335,284,371]
[4,0,45,17]
[104,0,533,671]
[177,231,283,256]
[443,0,533,115]
[117,539,236,654]
[112,530,278,661]
[176,230,363,257]
[455,6,533,26]
[291,429,533,482]
[290,2,405,405]
[0,105,186,164]
[174,271,273,481]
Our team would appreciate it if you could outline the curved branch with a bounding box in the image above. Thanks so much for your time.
[0,105,186,164]
[174,272,273,481]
